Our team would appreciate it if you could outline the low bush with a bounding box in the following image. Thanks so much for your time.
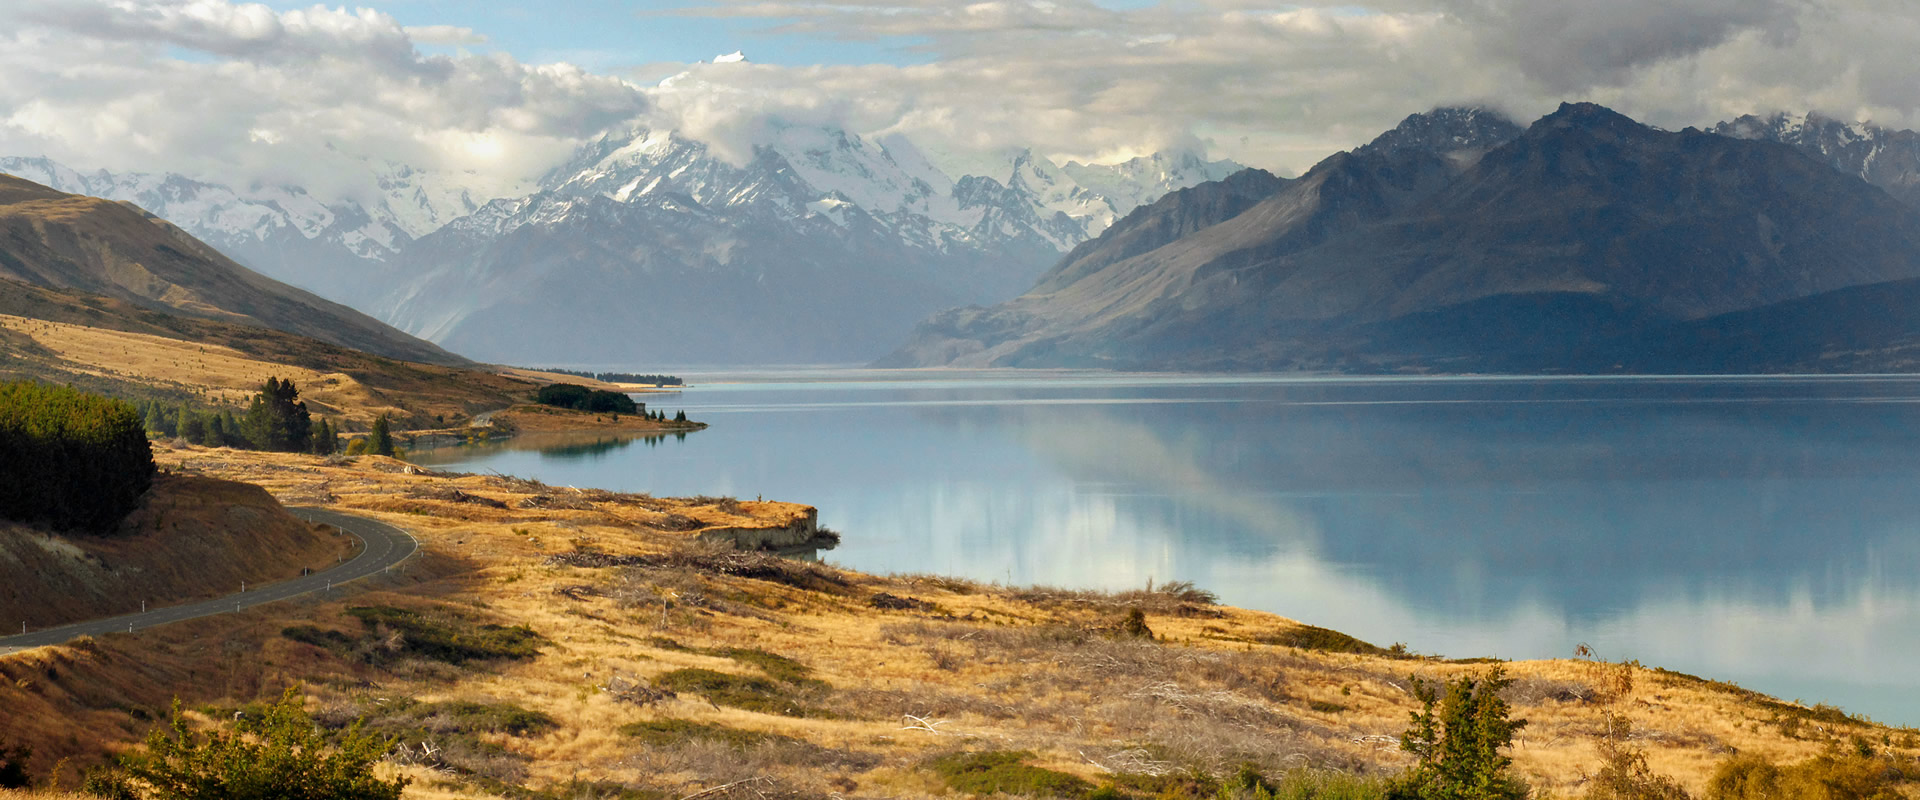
[651,669,829,718]
[620,719,801,749]
[1257,624,1401,657]
[548,544,853,595]
[1584,722,1691,800]
[1706,752,1913,800]
[97,687,408,800]
[929,751,1092,799]
[323,697,555,787]
[342,606,543,665]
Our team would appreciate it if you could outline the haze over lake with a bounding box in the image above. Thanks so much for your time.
[414,372,1920,725]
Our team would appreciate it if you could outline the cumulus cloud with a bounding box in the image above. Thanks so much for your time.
[0,0,644,203]
[4,0,1920,202]
[641,0,1920,173]
[405,25,490,47]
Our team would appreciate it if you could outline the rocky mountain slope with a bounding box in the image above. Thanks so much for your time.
[0,174,468,366]
[884,104,1920,372]
[1714,112,1920,208]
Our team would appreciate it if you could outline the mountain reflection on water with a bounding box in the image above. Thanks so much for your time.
[411,373,1920,725]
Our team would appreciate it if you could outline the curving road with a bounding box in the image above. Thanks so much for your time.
[0,507,417,654]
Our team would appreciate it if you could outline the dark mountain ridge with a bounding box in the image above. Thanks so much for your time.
[883,103,1920,372]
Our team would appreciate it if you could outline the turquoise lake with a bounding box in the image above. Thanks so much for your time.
[412,372,1920,725]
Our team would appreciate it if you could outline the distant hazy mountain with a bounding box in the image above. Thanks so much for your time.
[883,104,1920,372]
[0,156,506,309]
[5,128,1240,365]
[378,124,1242,364]
[1714,112,1920,208]
[0,174,467,366]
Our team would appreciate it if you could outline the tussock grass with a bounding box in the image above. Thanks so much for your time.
[548,544,853,595]
[1012,580,1221,617]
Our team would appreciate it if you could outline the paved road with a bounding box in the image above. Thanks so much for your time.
[0,508,417,654]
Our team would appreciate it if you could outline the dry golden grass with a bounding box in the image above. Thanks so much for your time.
[0,313,376,411]
[0,447,1912,799]
[0,313,503,426]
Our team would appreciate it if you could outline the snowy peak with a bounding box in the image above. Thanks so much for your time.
[1062,150,1245,221]
[1357,106,1525,162]
[539,122,1239,258]
[1713,112,1920,207]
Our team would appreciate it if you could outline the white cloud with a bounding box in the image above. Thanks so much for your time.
[3,0,1920,205]
[405,25,490,47]
[0,0,644,204]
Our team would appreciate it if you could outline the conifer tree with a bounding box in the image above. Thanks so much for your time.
[368,415,396,457]
[241,377,312,452]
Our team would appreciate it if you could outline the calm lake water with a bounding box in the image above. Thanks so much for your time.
[413,372,1920,725]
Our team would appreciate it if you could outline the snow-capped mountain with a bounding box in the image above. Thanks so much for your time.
[364,122,1246,364]
[5,123,1242,364]
[0,156,516,307]
[1714,112,1920,207]
[1061,151,1246,224]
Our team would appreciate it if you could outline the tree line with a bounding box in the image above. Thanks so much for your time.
[538,368,682,386]
[535,383,639,414]
[0,380,156,533]
[134,378,399,457]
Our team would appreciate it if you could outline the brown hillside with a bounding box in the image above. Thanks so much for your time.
[0,474,353,631]
[0,173,463,366]
[0,280,537,427]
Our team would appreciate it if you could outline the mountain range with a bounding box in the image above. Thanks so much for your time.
[4,129,1240,364]
[882,103,1920,373]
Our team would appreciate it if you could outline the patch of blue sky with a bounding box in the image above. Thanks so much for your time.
[249,0,935,70]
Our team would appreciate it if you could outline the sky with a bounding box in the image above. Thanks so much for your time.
[4,0,1920,204]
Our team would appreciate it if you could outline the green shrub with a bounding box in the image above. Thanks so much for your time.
[1387,667,1529,800]
[107,687,408,800]
[1258,624,1397,657]
[929,751,1092,798]
[342,606,543,665]
[708,647,821,686]
[651,668,826,718]
[0,380,154,532]
[619,719,799,749]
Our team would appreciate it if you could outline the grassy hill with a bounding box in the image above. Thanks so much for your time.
[0,474,353,632]
[0,279,536,428]
[0,174,463,366]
